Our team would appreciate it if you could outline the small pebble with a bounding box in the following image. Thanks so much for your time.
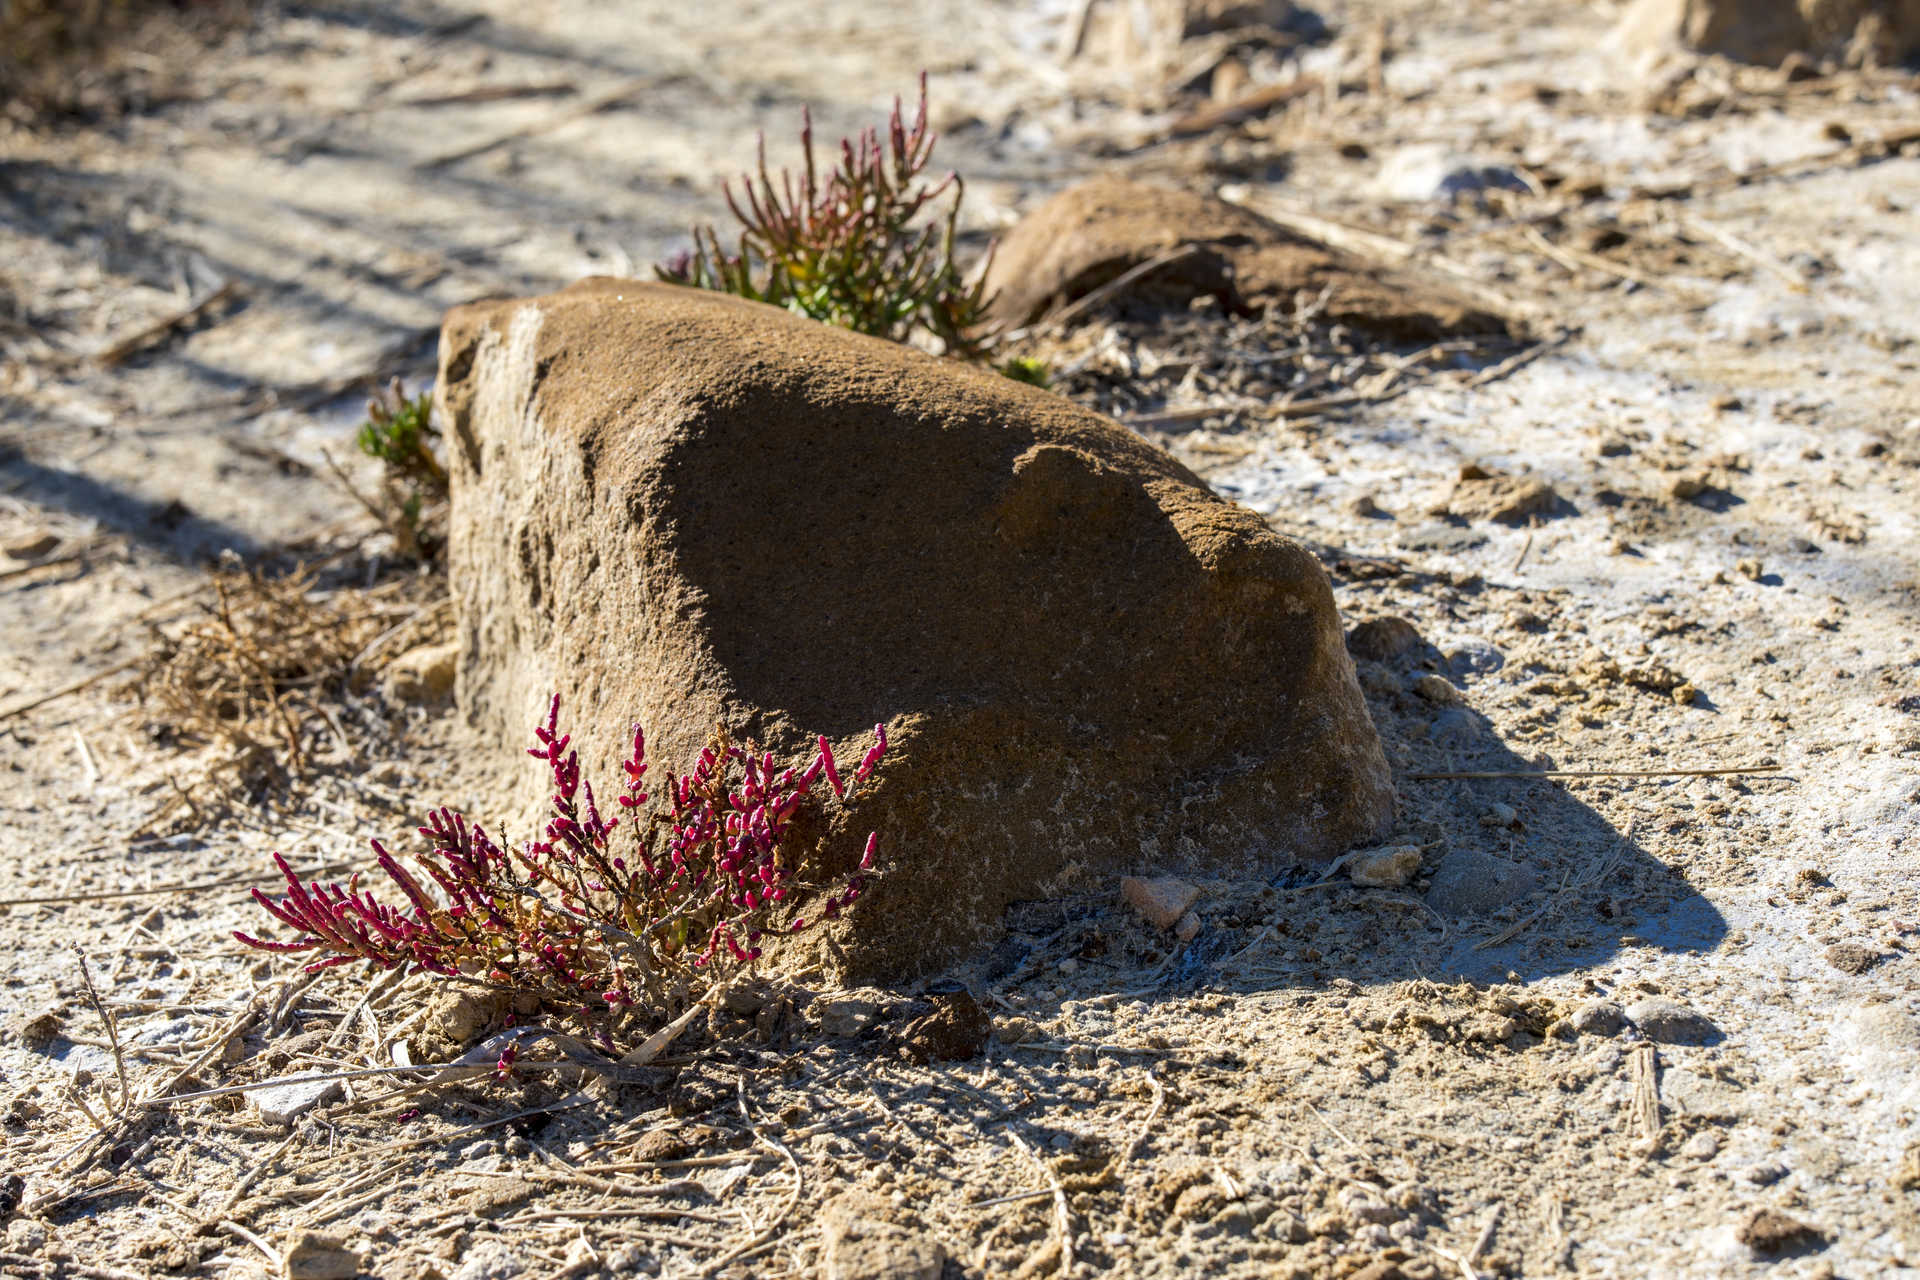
[1348,846,1422,888]
[1412,674,1462,704]
[1626,997,1720,1045]
[1679,1131,1719,1161]
[1569,1000,1625,1037]
[1479,803,1518,827]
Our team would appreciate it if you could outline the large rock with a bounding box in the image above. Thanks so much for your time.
[1613,0,1920,65]
[980,178,1513,342]
[438,280,1393,978]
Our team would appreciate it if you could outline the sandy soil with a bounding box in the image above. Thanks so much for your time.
[2,1,1916,1278]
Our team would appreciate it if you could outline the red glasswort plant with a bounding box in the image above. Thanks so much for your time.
[238,696,887,1034]
[657,73,996,361]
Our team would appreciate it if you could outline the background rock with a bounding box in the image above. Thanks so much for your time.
[439,281,1393,978]
[1613,0,1920,65]
[979,178,1516,342]
[1424,849,1538,915]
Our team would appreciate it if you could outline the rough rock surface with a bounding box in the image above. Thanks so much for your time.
[1424,849,1538,915]
[978,178,1514,341]
[438,280,1393,978]
[1613,0,1920,65]
[820,1190,946,1280]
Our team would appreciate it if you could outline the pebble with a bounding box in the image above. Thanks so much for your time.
[1173,911,1201,942]
[1744,1160,1789,1187]
[1625,997,1721,1045]
[1479,803,1518,827]
[1424,849,1538,915]
[281,1230,362,1280]
[254,1076,343,1126]
[1121,875,1200,930]
[1569,1000,1625,1037]
[1679,1131,1720,1161]
[1348,846,1422,888]
[1347,616,1423,662]
[3,532,60,561]
[1412,674,1462,704]
[451,1240,529,1280]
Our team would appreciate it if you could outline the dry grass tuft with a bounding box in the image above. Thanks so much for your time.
[131,561,444,782]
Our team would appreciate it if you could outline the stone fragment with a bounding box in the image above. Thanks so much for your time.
[1412,674,1462,704]
[1613,0,1920,66]
[1679,1131,1721,1161]
[440,281,1395,979]
[1570,1000,1626,1037]
[451,1239,528,1280]
[1825,942,1887,974]
[1123,876,1201,930]
[1447,473,1561,525]
[1348,846,1422,888]
[280,1230,361,1280]
[1346,616,1422,662]
[3,532,59,561]
[384,640,459,703]
[1736,1207,1825,1256]
[1174,911,1202,942]
[896,984,991,1064]
[1626,997,1721,1045]
[254,1076,343,1125]
[977,179,1514,342]
[820,1190,946,1280]
[816,990,890,1039]
[1425,850,1537,915]
[1479,803,1518,827]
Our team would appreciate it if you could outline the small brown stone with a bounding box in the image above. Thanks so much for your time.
[280,1229,361,1280]
[1825,942,1888,975]
[1348,846,1422,888]
[1447,472,1560,525]
[1347,616,1423,662]
[1737,1207,1825,1256]
[821,1190,946,1280]
[895,984,991,1064]
[1123,876,1201,930]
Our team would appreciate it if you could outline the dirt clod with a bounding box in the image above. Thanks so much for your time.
[1123,876,1203,929]
[1737,1207,1826,1256]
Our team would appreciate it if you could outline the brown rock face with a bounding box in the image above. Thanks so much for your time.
[979,178,1512,341]
[1614,0,1920,65]
[439,280,1393,978]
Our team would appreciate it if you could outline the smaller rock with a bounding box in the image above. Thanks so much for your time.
[1896,1143,1920,1191]
[1569,1000,1625,1038]
[8,1006,63,1049]
[1346,616,1423,662]
[1348,1261,1407,1280]
[1397,523,1487,553]
[1479,803,1518,828]
[1735,558,1764,582]
[451,1239,528,1280]
[1426,850,1537,915]
[1671,683,1699,706]
[1347,494,1390,519]
[1626,997,1720,1045]
[630,1129,695,1163]
[1670,475,1708,500]
[255,1076,343,1125]
[1174,911,1201,942]
[896,984,991,1064]
[1737,1208,1825,1257]
[1348,846,1422,888]
[1447,473,1560,525]
[816,990,889,1038]
[3,533,60,561]
[1122,876,1201,930]
[821,1190,946,1280]
[1412,674,1462,704]
[1825,943,1887,975]
[1743,1160,1789,1187]
[385,640,459,703]
[1679,1131,1720,1161]
[281,1229,362,1280]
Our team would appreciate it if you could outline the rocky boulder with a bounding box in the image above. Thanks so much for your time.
[438,280,1393,977]
[979,178,1515,342]
[1613,0,1920,65]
